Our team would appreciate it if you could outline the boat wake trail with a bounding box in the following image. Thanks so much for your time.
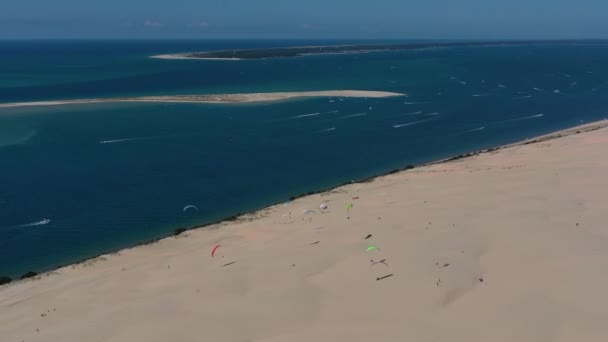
[290,112,321,119]
[403,101,431,105]
[20,219,51,227]
[472,94,490,97]
[99,136,159,144]
[490,113,545,125]
[508,113,545,122]
[317,127,336,133]
[290,110,339,119]
[338,113,367,119]
[393,118,435,128]
[464,126,486,133]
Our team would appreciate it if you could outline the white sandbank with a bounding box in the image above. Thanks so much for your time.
[0,90,404,109]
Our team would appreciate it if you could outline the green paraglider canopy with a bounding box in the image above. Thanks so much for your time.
[367,246,380,252]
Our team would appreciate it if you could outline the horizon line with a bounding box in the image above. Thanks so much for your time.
[1,37,608,42]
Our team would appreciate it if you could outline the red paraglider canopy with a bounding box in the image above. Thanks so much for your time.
[212,245,221,257]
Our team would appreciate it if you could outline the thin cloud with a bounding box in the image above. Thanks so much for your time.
[143,19,164,27]
[188,21,210,28]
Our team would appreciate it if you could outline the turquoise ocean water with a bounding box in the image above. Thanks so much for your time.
[1,40,608,277]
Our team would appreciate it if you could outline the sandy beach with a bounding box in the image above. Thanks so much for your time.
[0,90,403,109]
[2,120,608,341]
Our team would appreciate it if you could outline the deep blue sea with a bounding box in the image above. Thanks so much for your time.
[1,40,608,278]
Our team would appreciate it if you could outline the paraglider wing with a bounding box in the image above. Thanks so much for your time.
[370,259,389,268]
[366,246,381,252]
[183,205,199,212]
[212,244,222,257]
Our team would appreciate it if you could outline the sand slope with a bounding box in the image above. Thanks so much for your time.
[2,121,608,341]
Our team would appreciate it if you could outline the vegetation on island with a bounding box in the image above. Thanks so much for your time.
[182,39,608,60]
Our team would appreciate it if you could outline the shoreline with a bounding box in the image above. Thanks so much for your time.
[2,118,606,285]
[425,119,608,166]
[0,90,404,109]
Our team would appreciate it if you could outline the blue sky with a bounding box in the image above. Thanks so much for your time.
[1,0,606,39]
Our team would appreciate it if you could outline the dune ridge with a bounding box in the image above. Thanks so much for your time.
[2,120,608,341]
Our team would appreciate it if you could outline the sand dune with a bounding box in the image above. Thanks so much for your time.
[0,90,404,109]
[2,120,608,341]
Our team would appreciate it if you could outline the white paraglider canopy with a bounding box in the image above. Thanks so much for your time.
[183,205,199,212]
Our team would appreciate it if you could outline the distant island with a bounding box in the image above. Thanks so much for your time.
[152,39,608,60]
